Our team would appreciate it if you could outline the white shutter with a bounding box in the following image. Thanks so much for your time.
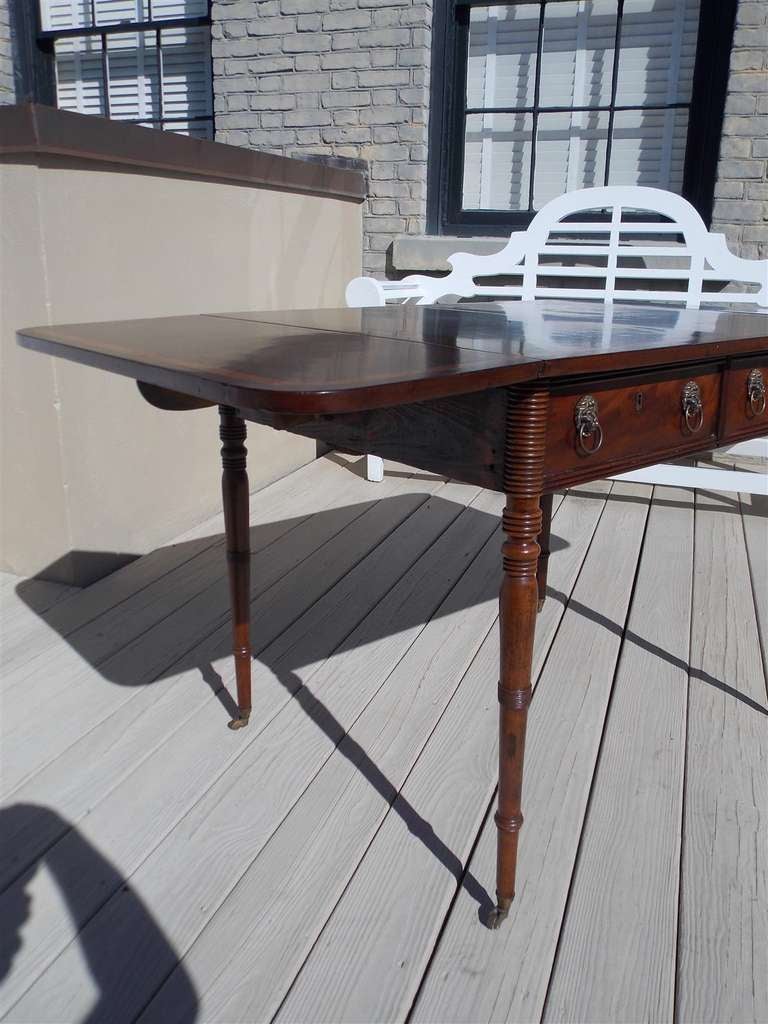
[463,5,538,210]
[41,0,212,137]
[41,0,89,32]
[461,0,701,212]
[107,31,160,124]
[48,1,105,117]
[92,1,148,26]
[160,25,212,135]
[533,0,615,207]
[609,0,700,191]
[151,0,208,18]
[538,0,616,108]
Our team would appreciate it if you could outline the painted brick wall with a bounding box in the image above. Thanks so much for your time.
[711,0,768,259]
[0,0,15,105]
[212,0,432,276]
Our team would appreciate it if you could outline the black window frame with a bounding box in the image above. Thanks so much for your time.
[26,0,214,134]
[427,0,738,236]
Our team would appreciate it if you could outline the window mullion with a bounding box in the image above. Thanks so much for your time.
[101,32,111,117]
[603,0,625,187]
[527,2,546,212]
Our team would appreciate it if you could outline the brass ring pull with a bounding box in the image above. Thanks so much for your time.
[575,395,603,456]
[748,368,766,416]
[682,380,704,434]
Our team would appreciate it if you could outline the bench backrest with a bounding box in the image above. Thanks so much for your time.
[346,186,768,310]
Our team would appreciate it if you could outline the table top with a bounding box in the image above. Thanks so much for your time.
[19,299,768,414]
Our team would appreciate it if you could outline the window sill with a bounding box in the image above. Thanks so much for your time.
[391,235,508,273]
[391,233,689,274]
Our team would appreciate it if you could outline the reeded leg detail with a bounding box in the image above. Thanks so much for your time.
[490,386,549,928]
[537,492,554,612]
[220,406,252,730]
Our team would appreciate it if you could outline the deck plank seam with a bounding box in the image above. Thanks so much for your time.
[268,610,503,1024]
[738,492,768,691]
[672,483,697,1024]
[2,469,428,800]
[538,483,653,1023]
[3,473,470,1011]
[1,472,453,890]
[403,484,618,1024]
[128,488,501,1022]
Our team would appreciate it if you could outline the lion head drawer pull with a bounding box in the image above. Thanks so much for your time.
[682,380,704,433]
[748,368,766,416]
[574,395,603,455]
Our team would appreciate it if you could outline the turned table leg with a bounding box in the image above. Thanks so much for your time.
[219,405,252,730]
[537,492,553,612]
[489,386,549,929]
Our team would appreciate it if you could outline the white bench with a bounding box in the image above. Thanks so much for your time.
[346,185,767,493]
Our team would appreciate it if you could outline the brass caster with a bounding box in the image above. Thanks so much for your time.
[486,899,512,930]
[228,712,251,731]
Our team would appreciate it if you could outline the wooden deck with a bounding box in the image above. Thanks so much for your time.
[1,453,766,1024]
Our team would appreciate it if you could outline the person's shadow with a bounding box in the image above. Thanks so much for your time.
[0,804,198,1023]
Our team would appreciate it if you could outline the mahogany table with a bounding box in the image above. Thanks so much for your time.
[19,299,768,928]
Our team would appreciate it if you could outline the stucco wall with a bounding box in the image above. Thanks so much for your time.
[212,0,431,276]
[1,152,362,584]
[703,0,767,258]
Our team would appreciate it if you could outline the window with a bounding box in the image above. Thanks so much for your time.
[428,0,736,234]
[38,1,213,138]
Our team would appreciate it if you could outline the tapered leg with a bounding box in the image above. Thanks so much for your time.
[537,492,554,612]
[219,405,252,730]
[488,386,549,929]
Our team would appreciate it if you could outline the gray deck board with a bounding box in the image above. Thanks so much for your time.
[272,486,606,1024]
[410,482,653,1024]
[1,454,766,1024]
[1,461,429,793]
[543,487,693,1023]
[676,488,768,1024]
[0,468,465,1014]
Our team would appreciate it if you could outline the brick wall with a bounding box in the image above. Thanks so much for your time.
[0,0,15,105]
[711,0,768,259]
[212,0,432,276]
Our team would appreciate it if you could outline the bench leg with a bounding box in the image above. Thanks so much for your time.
[537,492,554,612]
[364,454,385,482]
[489,387,548,928]
[219,405,252,730]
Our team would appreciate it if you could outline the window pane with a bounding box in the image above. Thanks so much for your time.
[160,25,212,125]
[41,1,92,32]
[462,112,533,210]
[608,107,690,190]
[539,0,616,108]
[40,0,209,31]
[533,110,608,208]
[152,0,208,18]
[166,120,214,140]
[54,35,106,116]
[93,1,148,27]
[466,5,540,110]
[616,0,700,106]
[107,30,160,121]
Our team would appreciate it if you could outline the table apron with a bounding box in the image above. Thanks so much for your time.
[228,354,767,494]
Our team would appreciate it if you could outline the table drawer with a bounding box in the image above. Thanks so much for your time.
[543,365,722,487]
[720,356,768,443]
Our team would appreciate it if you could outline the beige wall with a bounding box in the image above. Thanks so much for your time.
[0,154,362,584]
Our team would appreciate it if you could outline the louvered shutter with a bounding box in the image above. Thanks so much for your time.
[608,0,699,192]
[40,0,212,137]
[461,0,701,213]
